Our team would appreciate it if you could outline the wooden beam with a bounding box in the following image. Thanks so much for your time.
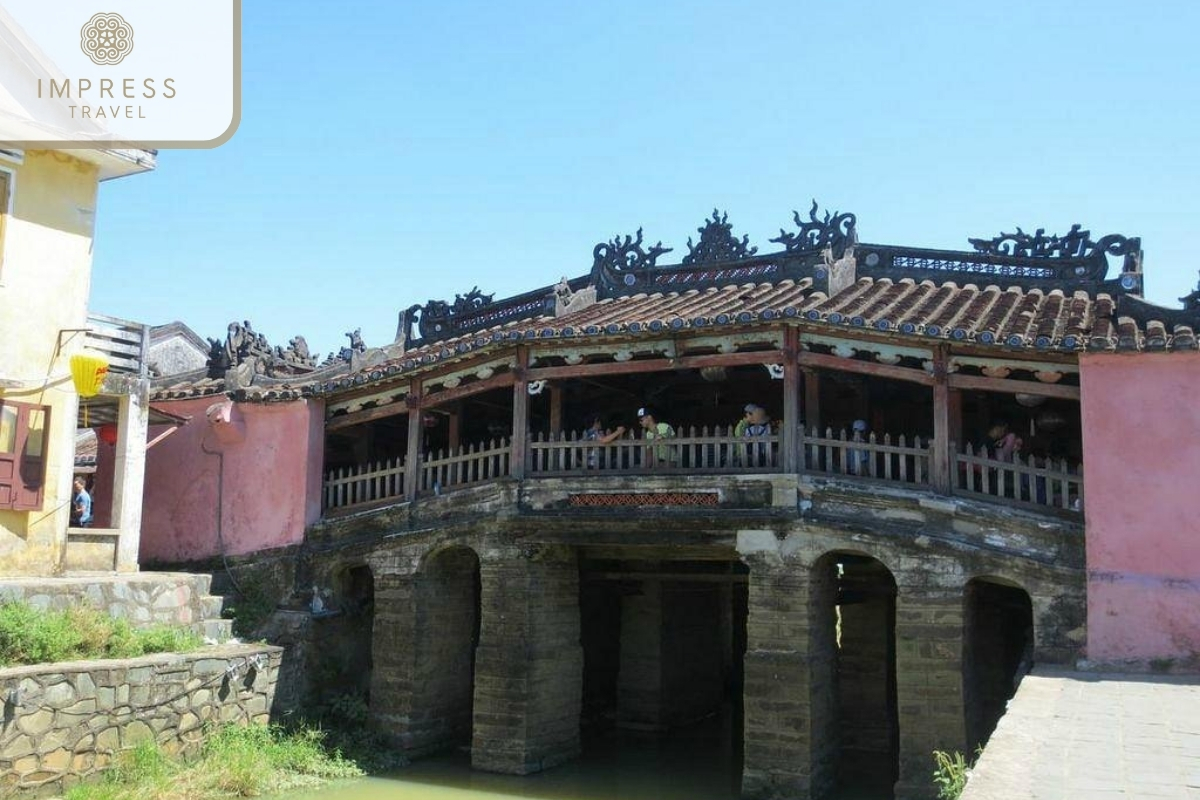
[797,349,935,386]
[782,328,800,472]
[931,346,951,493]
[326,400,408,432]
[527,349,787,381]
[511,348,529,479]
[404,380,422,502]
[947,373,1080,400]
[422,371,515,408]
[583,571,748,584]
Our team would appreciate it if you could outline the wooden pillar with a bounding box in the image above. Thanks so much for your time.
[949,388,963,449]
[510,348,529,479]
[405,380,422,501]
[782,328,800,472]
[549,383,563,436]
[931,348,952,493]
[448,402,461,452]
[802,368,821,433]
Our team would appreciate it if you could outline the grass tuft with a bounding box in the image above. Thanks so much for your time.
[65,723,363,800]
[0,601,204,666]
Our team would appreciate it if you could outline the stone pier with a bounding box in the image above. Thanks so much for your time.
[471,545,583,774]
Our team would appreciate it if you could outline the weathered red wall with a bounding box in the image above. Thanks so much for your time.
[138,397,324,564]
[1080,351,1200,664]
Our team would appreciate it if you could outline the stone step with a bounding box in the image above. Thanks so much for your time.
[199,593,227,620]
[201,617,234,643]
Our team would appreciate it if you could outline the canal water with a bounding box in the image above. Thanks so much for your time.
[290,713,891,800]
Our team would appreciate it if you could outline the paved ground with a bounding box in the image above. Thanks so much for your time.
[963,667,1200,800]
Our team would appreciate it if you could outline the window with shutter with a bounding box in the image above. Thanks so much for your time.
[0,400,50,511]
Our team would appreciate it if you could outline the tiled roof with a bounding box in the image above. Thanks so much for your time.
[150,264,1199,403]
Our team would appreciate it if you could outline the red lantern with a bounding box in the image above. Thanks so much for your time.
[97,424,118,445]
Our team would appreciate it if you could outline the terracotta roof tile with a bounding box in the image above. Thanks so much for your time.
[156,266,1200,400]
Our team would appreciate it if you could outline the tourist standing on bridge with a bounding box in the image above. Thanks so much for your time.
[584,414,626,469]
[637,407,676,467]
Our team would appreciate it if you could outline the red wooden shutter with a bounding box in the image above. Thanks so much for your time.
[0,401,49,511]
[0,403,16,507]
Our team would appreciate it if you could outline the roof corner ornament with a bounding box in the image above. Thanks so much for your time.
[681,209,757,265]
[769,200,858,259]
[592,227,672,273]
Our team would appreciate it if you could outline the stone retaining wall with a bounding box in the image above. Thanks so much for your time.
[0,574,229,642]
[0,643,281,797]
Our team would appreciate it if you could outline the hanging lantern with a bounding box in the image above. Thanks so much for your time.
[97,424,119,445]
[70,351,109,397]
[1014,393,1046,408]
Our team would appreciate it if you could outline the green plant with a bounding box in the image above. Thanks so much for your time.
[222,583,277,638]
[66,723,363,800]
[932,749,971,800]
[1149,657,1175,673]
[0,602,203,666]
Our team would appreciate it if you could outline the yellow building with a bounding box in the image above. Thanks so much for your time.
[0,148,155,575]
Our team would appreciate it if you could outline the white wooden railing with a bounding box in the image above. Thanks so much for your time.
[321,430,1083,515]
[954,443,1082,511]
[801,427,931,486]
[528,426,782,475]
[419,438,511,495]
[324,456,406,510]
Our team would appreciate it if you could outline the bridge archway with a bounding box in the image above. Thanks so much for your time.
[812,550,899,799]
[416,545,482,752]
[964,576,1033,752]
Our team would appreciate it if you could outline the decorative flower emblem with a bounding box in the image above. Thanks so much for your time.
[80,13,134,65]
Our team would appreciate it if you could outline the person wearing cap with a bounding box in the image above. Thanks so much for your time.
[849,418,871,476]
[637,407,676,466]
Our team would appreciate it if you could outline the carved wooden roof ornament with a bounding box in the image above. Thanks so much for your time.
[770,200,858,259]
[592,228,673,273]
[968,224,1142,273]
[681,209,757,265]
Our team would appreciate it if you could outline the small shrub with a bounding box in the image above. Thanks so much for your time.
[223,583,277,638]
[933,749,971,800]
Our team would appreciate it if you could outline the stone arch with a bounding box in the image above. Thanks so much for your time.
[810,549,899,799]
[963,575,1034,752]
[330,561,375,701]
[414,544,482,753]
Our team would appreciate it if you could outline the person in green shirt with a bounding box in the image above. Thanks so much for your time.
[637,407,676,466]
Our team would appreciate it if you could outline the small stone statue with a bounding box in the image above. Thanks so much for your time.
[310,585,325,615]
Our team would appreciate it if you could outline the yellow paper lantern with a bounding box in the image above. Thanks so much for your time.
[70,351,109,397]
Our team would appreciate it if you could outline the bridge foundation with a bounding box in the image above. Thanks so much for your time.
[471,545,583,774]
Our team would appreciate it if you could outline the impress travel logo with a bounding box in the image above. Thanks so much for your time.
[0,1,240,147]
[80,13,135,65]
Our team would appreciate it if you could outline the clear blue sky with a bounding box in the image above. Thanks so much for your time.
[90,0,1200,360]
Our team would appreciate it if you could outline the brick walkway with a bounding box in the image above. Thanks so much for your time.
[962,667,1200,800]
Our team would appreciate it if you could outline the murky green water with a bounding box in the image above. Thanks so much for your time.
[292,720,741,800]
[288,716,891,800]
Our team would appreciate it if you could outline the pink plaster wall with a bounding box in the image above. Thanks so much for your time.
[138,397,325,564]
[1080,352,1200,664]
